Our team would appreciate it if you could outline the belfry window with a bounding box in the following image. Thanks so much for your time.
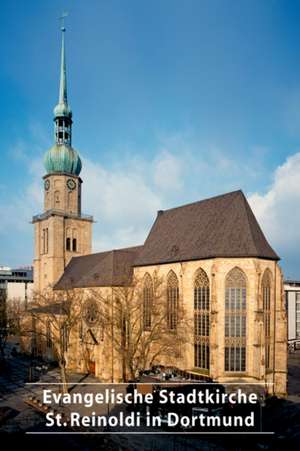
[72,229,78,252]
[194,269,210,371]
[262,270,272,370]
[66,229,78,252]
[224,267,247,372]
[167,271,179,331]
[143,273,153,331]
[66,237,71,251]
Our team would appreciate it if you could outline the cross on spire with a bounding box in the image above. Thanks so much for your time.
[59,11,68,32]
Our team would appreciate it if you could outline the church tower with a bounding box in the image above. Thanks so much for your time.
[32,24,93,292]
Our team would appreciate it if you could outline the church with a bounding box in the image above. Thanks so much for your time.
[32,27,287,395]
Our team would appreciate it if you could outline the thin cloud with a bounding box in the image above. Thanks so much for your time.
[249,152,300,278]
[2,129,300,277]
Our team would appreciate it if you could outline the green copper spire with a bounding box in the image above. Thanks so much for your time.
[54,19,72,122]
[59,25,67,105]
[44,15,82,177]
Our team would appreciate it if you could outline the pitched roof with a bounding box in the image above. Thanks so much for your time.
[54,245,143,290]
[54,190,279,290]
[134,190,279,266]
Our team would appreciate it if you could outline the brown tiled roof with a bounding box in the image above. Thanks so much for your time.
[134,190,279,266]
[54,245,143,290]
[55,190,279,290]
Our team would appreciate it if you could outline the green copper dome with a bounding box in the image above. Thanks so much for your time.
[44,144,82,176]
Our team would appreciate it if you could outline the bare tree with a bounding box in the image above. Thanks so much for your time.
[92,271,191,381]
[0,295,27,362]
[25,289,85,393]
[6,297,25,337]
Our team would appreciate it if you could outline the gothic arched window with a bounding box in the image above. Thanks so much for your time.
[143,273,153,331]
[194,268,210,370]
[224,267,247,372]
[262,269,272,370]
[167,271,179,331]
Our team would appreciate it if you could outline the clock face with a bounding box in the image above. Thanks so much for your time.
[44,179,50,191]
[67,178,76,191]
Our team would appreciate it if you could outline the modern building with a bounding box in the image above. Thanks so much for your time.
[0,266,33,308]
[0,266,33,340]
[32,26,288,395]
[284,280,300,343]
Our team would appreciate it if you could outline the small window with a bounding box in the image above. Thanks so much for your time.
[42,228,49,254]
[45,228,48,253]
[54,190,60,205]
[66,237,71,251]
[72,238,77,252]
[58,132,63,140]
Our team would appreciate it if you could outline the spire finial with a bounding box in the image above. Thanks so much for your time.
[59,11,68,32]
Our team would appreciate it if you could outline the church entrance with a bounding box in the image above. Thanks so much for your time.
[82,328,99,376]
[88,360,96,375]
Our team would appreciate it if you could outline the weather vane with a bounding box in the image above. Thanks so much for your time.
[59,11,68,32]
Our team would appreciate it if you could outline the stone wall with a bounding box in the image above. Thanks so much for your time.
[64,257,287,395]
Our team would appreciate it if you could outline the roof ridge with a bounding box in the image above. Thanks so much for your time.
[69,244,143,261]
[70,249,112,261]
[115,245,143,253]
[160,189,242,214]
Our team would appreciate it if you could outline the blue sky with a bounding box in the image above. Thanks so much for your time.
[1,0,300,278]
